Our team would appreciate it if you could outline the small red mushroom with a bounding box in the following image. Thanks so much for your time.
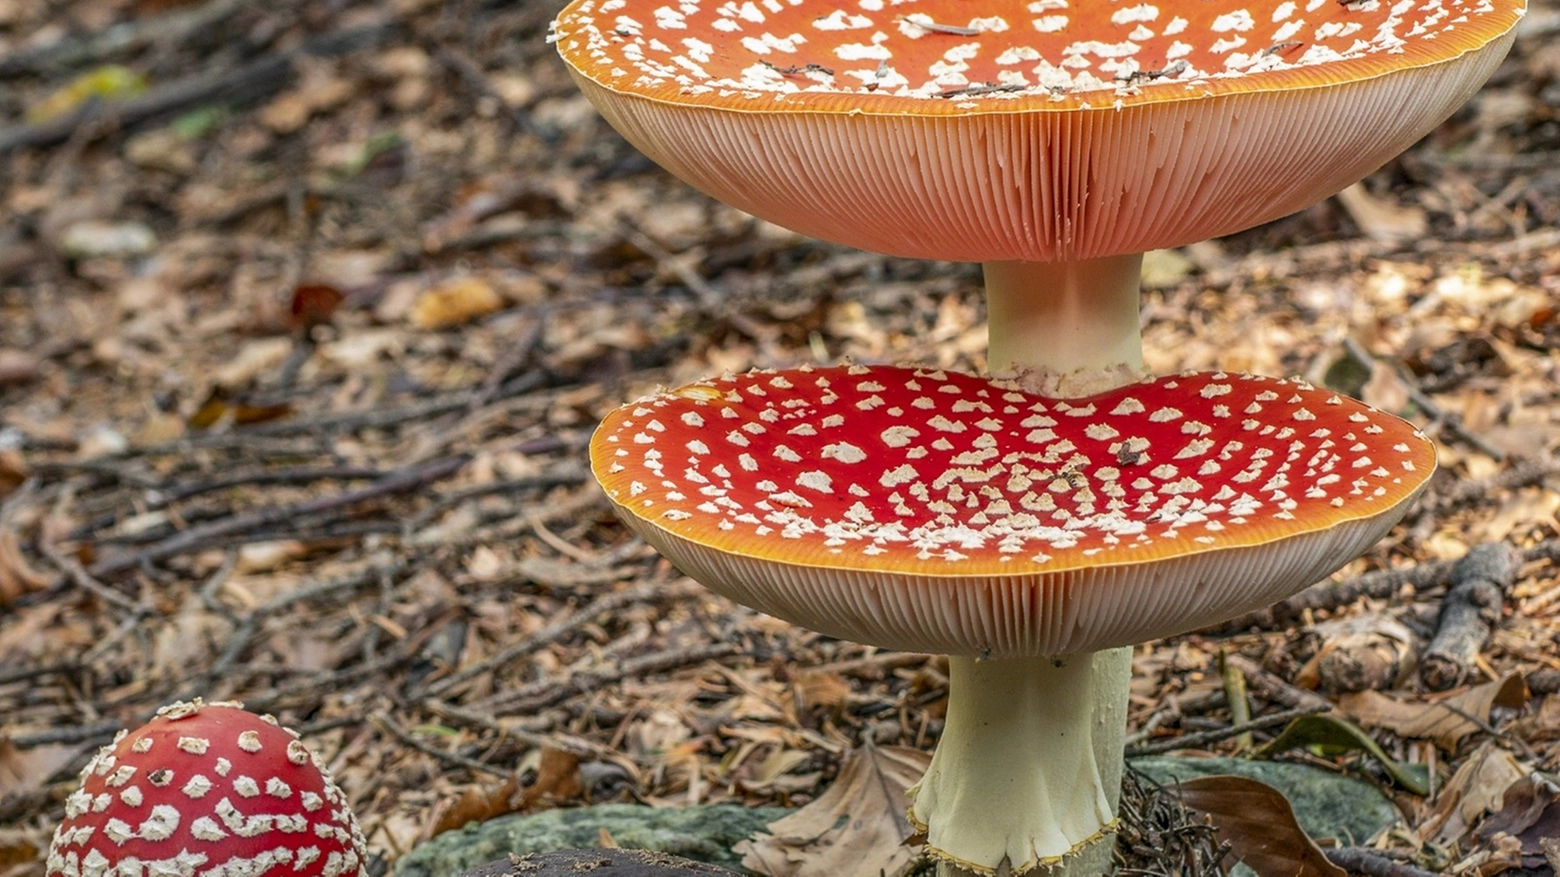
[47,700,366,877]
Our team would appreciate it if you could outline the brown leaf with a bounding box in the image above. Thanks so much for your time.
[794,669,851,710]
[1424,741,1530,847]
[1334,182,1427,244]
[1338,673,1528,750]
[1176,775,1345,877]
[429,776,519,838]
[410,276,504,329]
[0,529,51,608]
[515,745,583,810]
[289,283,346,330]
[0,449,27,499]
[187,390,293,430]
[736,742,929,877]
[0,737,76,798]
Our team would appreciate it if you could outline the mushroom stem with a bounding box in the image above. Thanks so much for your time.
[912,648,1132,876]
[983,254,1146,398]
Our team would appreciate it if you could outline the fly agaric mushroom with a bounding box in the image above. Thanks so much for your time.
[553,0,1523,393]
[592,364,1435,875]
[47,700,366,877]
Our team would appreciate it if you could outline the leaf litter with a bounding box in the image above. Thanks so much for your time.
[0,0,1557,876]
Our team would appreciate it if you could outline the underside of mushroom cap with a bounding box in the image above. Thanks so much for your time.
[554,0,1523,261]
[592,365,1435,657]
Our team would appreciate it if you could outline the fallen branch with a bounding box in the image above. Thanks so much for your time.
[483,641,742,717]
[1210,539,1558,633]
[1124,705,1330,758]
[0,0,247,77]
[1324,847,1441,877]
[87,455,468,578]
[420,578,699,697]
[0,20,401,154]
[1420,543,1522,690]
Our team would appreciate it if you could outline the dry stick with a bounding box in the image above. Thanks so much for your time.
[420,579,695,697]
[87,455,468,578]
[615,215,773,343]
[1416,454,1560,517]
[180,558,406,702]
[419,698,604,758]
[0,0,247,76]
[370,714,512,779]
[1341,337,1506,461]
[232,370,546,440]
[1123,705,1330,758]
[1419,543,1523,691]
[1222,653,1332,713]
[484,641,742,717]
[1218,651,1254,751]
[402,469,587,535]
[11,720,124,749]
[432,45,550,141]
[1323,847,1440,877]
[38,534,140,611]
[1211,539,1560,633]
[0,21,401,154]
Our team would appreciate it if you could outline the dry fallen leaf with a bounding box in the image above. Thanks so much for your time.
[1334,182,1427,244]
[1176,774,1345,877]
[0,528,51,608]
[1421,740,1527,847]
[737,742,929,877]
[410,276,505,330]
[1338,673,1528,750]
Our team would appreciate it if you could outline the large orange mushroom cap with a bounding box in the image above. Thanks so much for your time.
[553,0,1524,262]
[593,365,1435,657]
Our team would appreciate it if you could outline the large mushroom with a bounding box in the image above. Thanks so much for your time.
[593,364,1435,875]
[46,700,367,877]
[552,0,1517,874]
[551,0,1525,395]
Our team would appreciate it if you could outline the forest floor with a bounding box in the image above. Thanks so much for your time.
[1,1,1559,875]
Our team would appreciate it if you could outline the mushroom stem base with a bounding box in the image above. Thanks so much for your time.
[984,255,1145,398]
[910,648,1132,876]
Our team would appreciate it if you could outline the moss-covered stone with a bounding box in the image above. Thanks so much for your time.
[393,804,785,877]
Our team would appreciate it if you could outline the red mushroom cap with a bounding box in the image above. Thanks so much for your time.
[553,0,1523,261]
[592,365,1435,656]
[47,700,366,877]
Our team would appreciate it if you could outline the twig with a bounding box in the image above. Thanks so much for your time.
[370,713,512,779]
[1208,539,1559,633]
[1342,337,1506,460]
[1323,847,1440,877]
[88,455,468,578]
[1420,543,1522,690]
[1124,705,1330,758]
[432,46,550,141]
[11,720,125,749]
[1218,651,1253,752]
[1222,654,1332,712]
[420,579,696,697]
[0,0,247,77]
[1417,454,1560,516]
[0,20,402,154]
[485,641,742,717]
[38,534,140,611]
[419,698,604,758]
[227,370,545,439]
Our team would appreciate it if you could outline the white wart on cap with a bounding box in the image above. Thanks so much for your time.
[47,700,366,877]
[553,0,1524,261]
[592,365,1435,656]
